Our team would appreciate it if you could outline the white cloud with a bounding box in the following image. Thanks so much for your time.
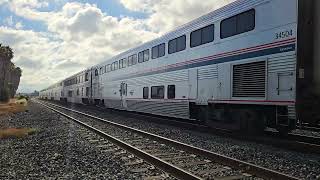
[15,22,23,29]
[120,0,235,33]
[4,16,14,26]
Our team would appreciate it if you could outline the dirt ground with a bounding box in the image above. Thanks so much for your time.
[0,98,28,116]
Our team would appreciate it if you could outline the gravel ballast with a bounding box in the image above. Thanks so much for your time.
[48,100,320,180]
[0,101,166,179]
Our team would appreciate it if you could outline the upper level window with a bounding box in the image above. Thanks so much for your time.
[128,54,137,66]
[220,9,255,39]
[152,43,165,59]
[191,24,214,48]
[138,49,149,63]
[100,67,103,74]
[107,64,111,72]
[151,86,164,99]
[168,35,186,54]
[95,69,98,76]
[119,58,127,69]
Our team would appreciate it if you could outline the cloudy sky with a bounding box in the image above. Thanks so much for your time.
[0,0,233,93]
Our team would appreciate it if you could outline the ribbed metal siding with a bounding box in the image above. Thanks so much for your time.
[232,61,266,97]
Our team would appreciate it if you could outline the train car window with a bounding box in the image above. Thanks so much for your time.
[107,64,111,72]
[95,69,99,76]
[81,88,84,96]
[122,58,127,68]
[152,45,159,59]
[177,35,186,52]
[169,35,186,54]
[168,38,177,54]
[128,56,132,66]
[100,67,103,74]
[221,9,255,39]
[104,65,107,73]
[132,54,137,65]
[191,29,202,47]
[151,86,165,99]
[119,59,123,69]
[138,51,143,63]
[167,85,175,99]
[114,61,119,70]
[143,49,149,62]
[191,24,214,48]
[152,43,165,59]
[77,89,80,96]
[143,87,149,99]
[85,72,89,81]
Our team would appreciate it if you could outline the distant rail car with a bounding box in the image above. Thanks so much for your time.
[40,0,320,134]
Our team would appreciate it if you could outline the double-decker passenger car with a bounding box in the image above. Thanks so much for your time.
[40,0,320,134]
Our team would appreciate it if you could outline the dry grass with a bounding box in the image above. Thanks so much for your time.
[0,98,28,116]
[0,128,37,139]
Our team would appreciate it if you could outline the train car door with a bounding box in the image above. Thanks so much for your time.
[120,82,127,109]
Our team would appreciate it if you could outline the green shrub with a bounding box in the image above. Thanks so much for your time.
[0,87,10,103]
[18,95,29,101]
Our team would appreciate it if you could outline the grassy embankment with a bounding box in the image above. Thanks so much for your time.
[0,98,37,139]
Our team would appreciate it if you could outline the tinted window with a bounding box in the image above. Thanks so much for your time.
[221,9,255,39]
[143,87,149,99]
[114,61,118,70]
[152,45,158,59]
[138,51,143,63]
[167,85,175,99]
[151,86,164,99]
[128,55,132,66]
[191,24,214,48]
[132,54,137,65]
[169,35,186,54]
[190,29,202,47]
[143,49,149,62]
[152,43,165,59]
[177,35,186,52]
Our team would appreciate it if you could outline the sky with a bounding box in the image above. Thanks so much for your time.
[0,0,234,93]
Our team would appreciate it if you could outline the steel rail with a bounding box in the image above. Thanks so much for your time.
[35,99,299,180]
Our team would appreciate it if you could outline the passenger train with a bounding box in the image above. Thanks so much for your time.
[40,0,320,134]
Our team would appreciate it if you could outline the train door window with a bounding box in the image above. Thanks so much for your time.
[132,54,137,65]
[221,9,255,39]
[95,69,99,76]
[167,85,175,99]
[68,91,72,97]
[138,52,143,63]
[143,87,149,99]
[169,35,186,54]
[151,86,165,99]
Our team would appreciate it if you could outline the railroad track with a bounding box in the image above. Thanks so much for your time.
[35,99,298,180]
[41,99,320,155]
